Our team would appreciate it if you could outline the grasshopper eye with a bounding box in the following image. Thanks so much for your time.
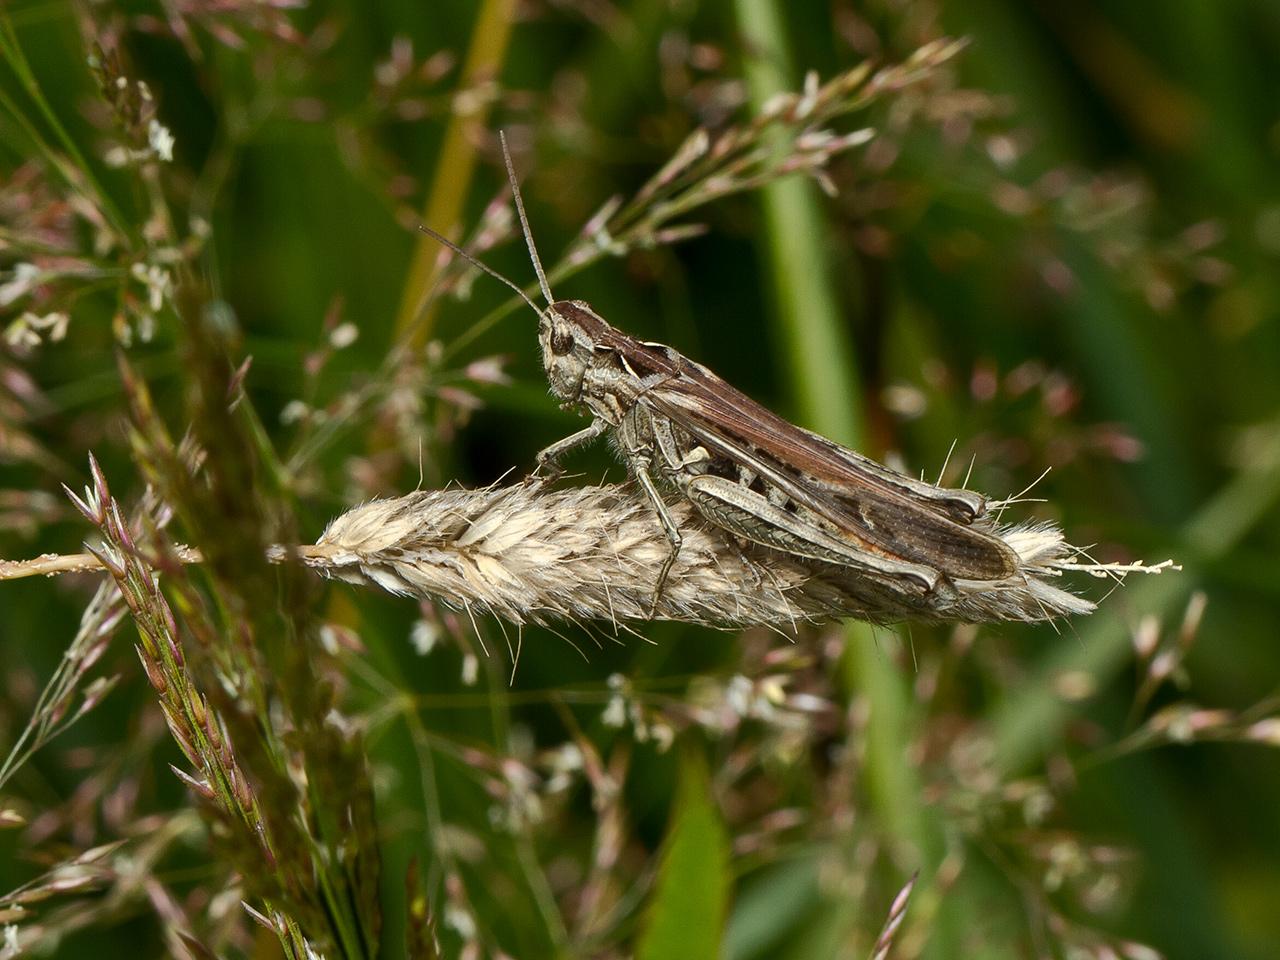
[549,327,575,356]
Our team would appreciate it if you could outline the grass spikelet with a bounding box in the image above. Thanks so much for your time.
[303,481,1161,626]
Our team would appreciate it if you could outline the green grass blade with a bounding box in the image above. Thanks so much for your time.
[636,751,731,960]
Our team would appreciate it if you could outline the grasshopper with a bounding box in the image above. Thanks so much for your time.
[419,135,1019,612]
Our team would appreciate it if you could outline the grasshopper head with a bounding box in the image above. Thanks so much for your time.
[538,299,609,402]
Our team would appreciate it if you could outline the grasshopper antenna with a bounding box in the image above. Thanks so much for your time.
[499,130,554,306]
[415,222,544,318]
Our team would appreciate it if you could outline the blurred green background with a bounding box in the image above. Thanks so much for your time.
[2,1,1279,958]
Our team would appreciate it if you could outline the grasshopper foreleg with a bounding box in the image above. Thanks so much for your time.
[533,417,610,478]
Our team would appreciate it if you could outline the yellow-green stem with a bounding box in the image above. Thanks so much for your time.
[732,0,948,953]
[394,0,517,346]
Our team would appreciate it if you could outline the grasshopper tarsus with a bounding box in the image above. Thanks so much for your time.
[528,460,562,484]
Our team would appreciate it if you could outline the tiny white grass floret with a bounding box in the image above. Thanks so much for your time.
[147,119,175,162]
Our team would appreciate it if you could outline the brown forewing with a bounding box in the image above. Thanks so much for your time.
[638,351,1019,581]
